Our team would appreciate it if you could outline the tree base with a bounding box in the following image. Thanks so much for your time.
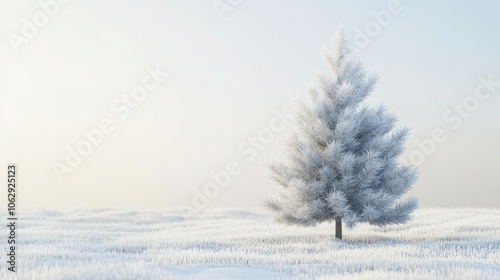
[335,218,342,240]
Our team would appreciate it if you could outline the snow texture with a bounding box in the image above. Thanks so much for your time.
[1,208,499,279]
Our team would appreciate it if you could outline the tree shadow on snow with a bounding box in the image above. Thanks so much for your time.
[340,234,497,246]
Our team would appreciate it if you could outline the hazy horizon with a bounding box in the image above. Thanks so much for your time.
[1,0,499,209]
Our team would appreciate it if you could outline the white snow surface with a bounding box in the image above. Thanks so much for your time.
[1,208,499,279]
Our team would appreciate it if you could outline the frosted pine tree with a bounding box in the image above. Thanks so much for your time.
[264,28,418,240]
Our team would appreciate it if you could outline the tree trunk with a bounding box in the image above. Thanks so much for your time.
[335,218,342,240]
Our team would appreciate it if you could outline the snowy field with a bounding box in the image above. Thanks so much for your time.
[1,208,499,279]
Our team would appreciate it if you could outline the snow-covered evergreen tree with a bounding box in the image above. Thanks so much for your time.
[264,28,418,239]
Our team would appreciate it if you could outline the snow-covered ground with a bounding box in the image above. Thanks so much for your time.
[1,208,499,279]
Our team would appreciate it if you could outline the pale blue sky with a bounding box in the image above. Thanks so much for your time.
[1,0,499,208]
